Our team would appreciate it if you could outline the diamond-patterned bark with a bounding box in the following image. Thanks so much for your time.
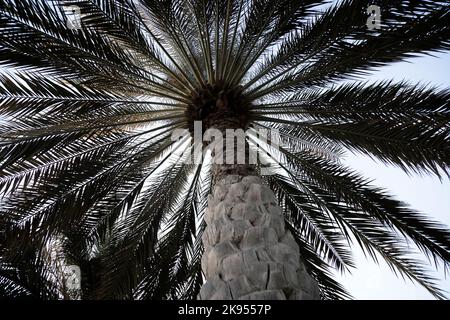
[199,175,320,300]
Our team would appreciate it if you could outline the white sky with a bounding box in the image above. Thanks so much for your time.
[334,51,450,299]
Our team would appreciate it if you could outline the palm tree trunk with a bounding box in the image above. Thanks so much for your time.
[199,174,320,300]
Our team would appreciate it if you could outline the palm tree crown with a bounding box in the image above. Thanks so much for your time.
[0,0,449,299]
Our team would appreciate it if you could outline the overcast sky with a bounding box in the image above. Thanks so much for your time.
[334,51,450,299]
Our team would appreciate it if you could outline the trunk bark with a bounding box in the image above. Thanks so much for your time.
[198,174,320,300]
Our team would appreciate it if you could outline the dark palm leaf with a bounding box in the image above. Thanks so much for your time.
[0,0,449,300]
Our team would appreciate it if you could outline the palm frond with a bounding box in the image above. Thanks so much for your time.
[247,0,449,99]
[1,0,449,300]
[253,81,450,177]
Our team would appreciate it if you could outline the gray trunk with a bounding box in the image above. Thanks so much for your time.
[199,175,320,300]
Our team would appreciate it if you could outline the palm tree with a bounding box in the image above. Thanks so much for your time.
[0,0,449,300]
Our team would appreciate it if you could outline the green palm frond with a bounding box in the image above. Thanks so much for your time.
[246,0,449,99]
[255,81,450,177]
